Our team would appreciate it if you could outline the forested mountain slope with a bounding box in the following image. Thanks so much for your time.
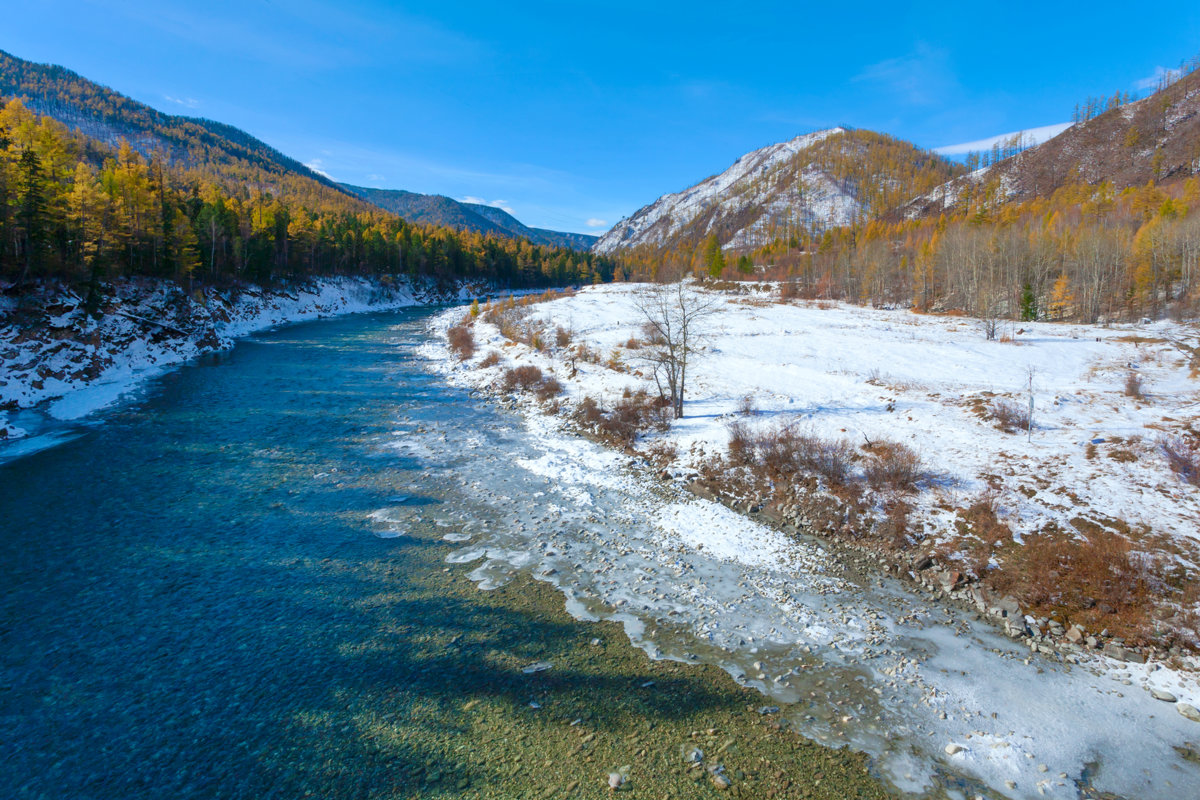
[595,128,965,262]
[906,66,1200,217]
[341,185,598,251]
[0,51,616,291]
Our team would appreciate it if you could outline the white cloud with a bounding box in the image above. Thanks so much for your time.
[586,218,608,228]
[1135,66,1184,91]
[460,196,516,215]
[934,122,1072,156]
[163,95,199,109]
[304,159,334,179]
[367,173,386,183]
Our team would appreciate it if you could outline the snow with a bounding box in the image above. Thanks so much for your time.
[0,276,476,441]
[422,282,1200,798]
[935,122,1074,157]
[593,129,856,254]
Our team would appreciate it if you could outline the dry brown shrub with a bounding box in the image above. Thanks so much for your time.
[501,365,543,393]
[725,422,853,486]
[555,326,572,347]
[534,377,563,402]
[573,391,670,446]
[991,399,1031,434]
[447,324,476,360]
[1161,436,1200,486]
[1124,371,1145,400]
[624,337,641,349]
[862,440,923,492]
[738,394,758,416]
[1015,528,1152,635]
[479,351,501,368]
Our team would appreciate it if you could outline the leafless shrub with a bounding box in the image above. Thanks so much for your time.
[479,350,501,368]
[534,377,563,402]
[1017,529,1151,624]
[726,421,854,486]
[991,399,1031,434]
[555,326,572,347]
[1161,436,1200,486]
[1124,371,1145,400]
[738,394,758,416]
[501,365,543,393]
[862,440,923,492]
[446,324,476,360]
[624,337,642,349]
[572,391,671,446]
[778,281,798,302]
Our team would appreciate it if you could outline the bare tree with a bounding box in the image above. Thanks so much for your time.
[634,280,720,419]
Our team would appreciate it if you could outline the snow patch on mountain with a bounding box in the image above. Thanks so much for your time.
[594,129,855,254]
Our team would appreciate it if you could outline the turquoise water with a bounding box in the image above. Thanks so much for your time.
[0,311,517,797]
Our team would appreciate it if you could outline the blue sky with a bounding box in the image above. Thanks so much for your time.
[6,1,1200,233]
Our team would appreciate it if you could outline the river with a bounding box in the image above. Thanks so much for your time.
[2,308,1197,799]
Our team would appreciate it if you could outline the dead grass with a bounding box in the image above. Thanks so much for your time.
[479,351,501,368]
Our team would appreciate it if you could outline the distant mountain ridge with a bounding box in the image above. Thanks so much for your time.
[0,49,596,253]
[906,68,1200,218]
[341,185,597,251]
[594,128,965,256]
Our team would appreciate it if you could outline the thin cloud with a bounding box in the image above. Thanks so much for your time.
[586,218,608,228]
[935,122,1072,156]
[461,196,516,215]
[853,44,957,107]
[163,95,199,109]
[304,159,333,179]
[1134,65,1183,91]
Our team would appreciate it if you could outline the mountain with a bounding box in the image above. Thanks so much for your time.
[0,50,617,291]
[0,48,339,191]
[594,128,966,255]
[906,68,1200,217]
[342,185,597,251]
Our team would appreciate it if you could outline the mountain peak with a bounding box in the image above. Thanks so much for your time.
[594,128,962,255]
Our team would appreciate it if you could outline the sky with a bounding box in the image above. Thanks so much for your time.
[5,1,1200,234]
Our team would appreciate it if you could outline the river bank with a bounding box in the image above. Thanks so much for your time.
[423,286,1200,799]
[0,275,478,443]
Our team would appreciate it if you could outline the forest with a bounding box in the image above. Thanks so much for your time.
[0,98,617,292]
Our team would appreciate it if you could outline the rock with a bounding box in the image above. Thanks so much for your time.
[945,743,965,755]
[522,661,553,674]
[1178,704,1200,723]
[757,706,780,715]
[607,772,624,790]
[682,746,704,764]
[1151,688,1178,703]
[1065,627,1084,643]
[1102,643,1145,663]
[710,772,732,790]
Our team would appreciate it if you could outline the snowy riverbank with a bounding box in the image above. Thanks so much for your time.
[422,283,1200,799]
[0,276,477,443]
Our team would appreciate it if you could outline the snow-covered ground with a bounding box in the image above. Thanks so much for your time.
[0,276,472,446]
[460,282,1200,564]
[422,281,1200,798]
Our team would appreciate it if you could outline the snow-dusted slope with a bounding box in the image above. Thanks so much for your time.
[595,129,858,254]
